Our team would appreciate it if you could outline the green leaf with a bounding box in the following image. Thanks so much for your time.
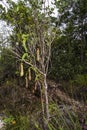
[22,41,28,52]
[22,34,28,39]
[17,6,19,12]
[22,34,29,52]
[22,53,28,60]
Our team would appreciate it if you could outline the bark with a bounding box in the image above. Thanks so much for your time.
[44,74,50,121]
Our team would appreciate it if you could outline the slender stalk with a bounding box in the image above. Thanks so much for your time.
[44,74,50,121]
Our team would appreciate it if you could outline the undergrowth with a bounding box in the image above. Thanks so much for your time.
[3,101,84,130]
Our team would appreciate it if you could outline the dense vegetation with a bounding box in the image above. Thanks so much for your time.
[0,0,87,130]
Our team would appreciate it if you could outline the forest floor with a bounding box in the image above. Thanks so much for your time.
[0,79,87,129]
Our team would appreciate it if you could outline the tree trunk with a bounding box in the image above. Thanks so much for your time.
[44,74,50,121]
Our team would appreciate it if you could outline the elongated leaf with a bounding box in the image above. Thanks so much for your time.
[22,53,28,60]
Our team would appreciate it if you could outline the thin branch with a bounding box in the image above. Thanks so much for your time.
[45,31,56,74]
[11,49,45,76]
[45,44,51,75]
